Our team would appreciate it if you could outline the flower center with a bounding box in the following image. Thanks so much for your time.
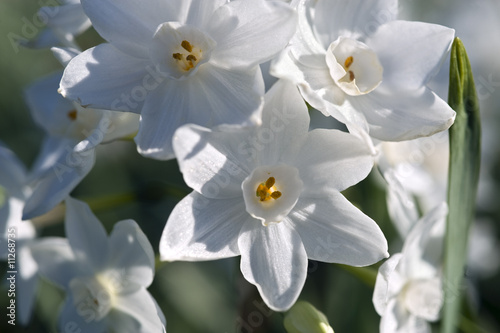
[242,165,303,226]
[256,177,282,202]
[172,40,203,72]
[149,22,216,80]
[70,274,117,322]
[325,37,383,96]
[67,109,77,121]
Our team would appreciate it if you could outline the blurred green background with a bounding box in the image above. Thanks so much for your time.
[1,0,500,332]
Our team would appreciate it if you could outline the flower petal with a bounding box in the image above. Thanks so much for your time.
[379,298,430,333]
[238,220,307,311]
[136,64,263,160]
[288,191,388,266]
[29,237,78,289]
[403,278,443,322]
[112,289,166,333]
[343,88,456,141]
[372,253,404,316]
[173,125,249,198]
[367,21,454,91]
[80,0,182,57]
[17,245,38,325]
[208,0,297,69]
[160,192,245,261]
[313,0,398,46]
[60,43,152,113]
[294,129,374,193]
[0,143,26,198]
[258,79,310,166]
[107,220,155,288]
[22,143,95,220]
[64,197,108,272]
[58,296,107,333]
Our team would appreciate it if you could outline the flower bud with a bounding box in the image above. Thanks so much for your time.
[284,301,334,333]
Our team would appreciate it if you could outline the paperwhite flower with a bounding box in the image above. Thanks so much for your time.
[0,143,38,325]
[25,0,91,49]
[271,0,456,141]
[59,0,297,160]
[31,197,166,333]
[22,65,139,220]
[373,203,447,333]
[160,80,388,311]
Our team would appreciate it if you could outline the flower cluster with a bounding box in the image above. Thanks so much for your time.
[3,0,495,332]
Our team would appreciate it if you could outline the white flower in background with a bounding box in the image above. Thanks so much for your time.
[31,197,166,332]
[59,0,297,160]
[160,80,388,311]
[24,0,91,49]
[22,50,139,219]
[373,203,447,333]
[0,143,39,325]
[271,0,456,141]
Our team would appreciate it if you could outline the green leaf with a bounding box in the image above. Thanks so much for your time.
[441,37,481,333]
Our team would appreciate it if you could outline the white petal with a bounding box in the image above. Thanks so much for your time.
[107,220,155,288]
[160,192,245,261]
[258,79,310,166]
[60,44,152,113]
[367,21,454,91]
[112,289,166,333]
[343,88,456,141]
[41,3,90,35]
[24,71,76,137]
[403,278,443,322]
[208,0,297,69]
[136,64,263,160]
[173,125,249,199]
[51,46,81,67]
[400,203,447,279]
[373,253,404,316]
[313,0,398,46]
[29,237,78,289]
[81,0,182,57]
[22,145,95,220]
[58,296,107,333]
[0,143,26,198]
[101,111,140,143]
[238,220,307,311]
[379,298,431,333]
[17,246,38,325]
[65,197,108,271]
[288,192,388,265]
[294,129,373,193]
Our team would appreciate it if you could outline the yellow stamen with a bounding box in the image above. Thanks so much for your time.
[186,54,197,62]
[181,40,193,52]
[256,177,281,202]
[67,110,77,120]
[172,53,182,60]
[344,56,353,68]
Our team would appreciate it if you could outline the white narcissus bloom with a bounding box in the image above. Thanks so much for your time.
[59,0,298,160]
[0,143,38,326]
[160,80,388,311]
[22,57,139,219]
[31,197,166,333]
[373,203,448,333]
[271,0,456,142]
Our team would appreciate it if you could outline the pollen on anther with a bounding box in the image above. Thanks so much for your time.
[181,40,193,52]
[349,70,355,81]
[345,56,354,68]
[67,110,77,120]
[186,54,197,62]
[265,177,275,188]
[271,191,282,199]
[172,53,182,60]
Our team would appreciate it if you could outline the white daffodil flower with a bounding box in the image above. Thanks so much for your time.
[160,80,388,311]
[31,197,166,333]
[0,143,39,326]
[22,69,139,220]
[271,0,456,142]
[59,0,298,160]
[373,203,448,333]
